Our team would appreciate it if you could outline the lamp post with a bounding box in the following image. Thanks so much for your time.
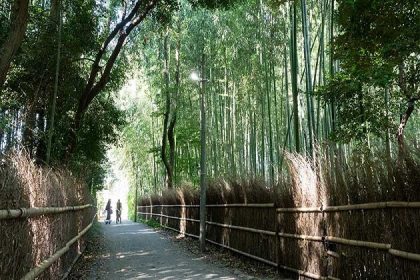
[190,56,208,252]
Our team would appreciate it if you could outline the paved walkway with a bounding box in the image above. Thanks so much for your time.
[86,220,248,280]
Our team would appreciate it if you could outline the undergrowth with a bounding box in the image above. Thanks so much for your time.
[140,218,161,229]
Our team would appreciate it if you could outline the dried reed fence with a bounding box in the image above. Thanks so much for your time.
[0,152,95,280]
[138,150,420,279]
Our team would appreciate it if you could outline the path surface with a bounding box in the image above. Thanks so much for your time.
[86,220,252,280]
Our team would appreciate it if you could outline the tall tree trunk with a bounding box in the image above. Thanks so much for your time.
[151,114,158,193]
[0,0,29,89]
[46,0,62,164]
[301,0,315,157]
[396,62,419,149]
[273,53,281,176]
[329,0,336,133]
[290,2,300,153]
[35,109,46,162]
[199,51,207,252]
[258,0,266,179]
[231,79,237,176]
[167,30,181,188]
[397,97,418,145]
[161,30,174,189]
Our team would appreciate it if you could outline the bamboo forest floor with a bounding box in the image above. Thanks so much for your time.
[67,220,288,280]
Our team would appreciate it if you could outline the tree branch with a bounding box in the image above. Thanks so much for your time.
[67,0,158,157]
[396,97,419,144]
[0,0,29,89]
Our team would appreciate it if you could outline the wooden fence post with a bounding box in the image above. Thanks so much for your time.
[276,202,282,272]
[321,203,329,277]
[160,205,163,226]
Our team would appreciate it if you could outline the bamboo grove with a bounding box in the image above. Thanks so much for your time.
[1,0,418,193]
[117,0,419,195]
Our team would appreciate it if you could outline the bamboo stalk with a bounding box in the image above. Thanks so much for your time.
[327,250,340,258]
[206,221,276,236]
[277,207,321,213]
[138,212,199,223]
[142,212,394,251]
[278,232,323,242]
[161,214,199,223]
[325,236,391,250]
[137,204,200,208]
[21,214,96,280]
[278,232,393,251]
[389,249,420,262]
[154,205,200,208]
[138,212,160,216]
[149,215,420,263]
[140,203,274,208]
[385,201,420,208]
[143,201,420,211]
[276,201,420,213]
[0,204,92,220]
[323,202,388,212]
[206,203,274,208]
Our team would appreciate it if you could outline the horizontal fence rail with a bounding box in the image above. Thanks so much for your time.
[140,205,199,208]
[138,211,407,252]
[276,201,420,264]
[276,201,420,213]
[138,212,200,223]
[138,201,420,279]
[0,204,92,220]
[139,211,277,234]
[206,221,276,236]
[207,203,274,208]
[139,203,274,208]
[141,212,328,279]
[21,213,96,280]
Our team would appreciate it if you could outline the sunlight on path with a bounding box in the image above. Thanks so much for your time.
[87,221,241,280]
[97,151,130,221]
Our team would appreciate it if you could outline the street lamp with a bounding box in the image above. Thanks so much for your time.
[190,71,201,82]
[190,66,208,252]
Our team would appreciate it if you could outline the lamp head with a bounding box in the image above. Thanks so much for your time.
[190,71,201,82]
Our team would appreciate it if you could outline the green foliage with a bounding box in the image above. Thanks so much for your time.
[153,0,179,25]
[333,0,419,96]
[0,0,128,188]
[318,73,396,142]
[318,0,419,142]
[189,0,241,9]
[70,96,126,188]
[335,0,419,67]
[0,1,11,43]
[140,218,161,228]
[2,0,418,202]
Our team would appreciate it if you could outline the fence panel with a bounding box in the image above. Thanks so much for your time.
[138,201,420,279]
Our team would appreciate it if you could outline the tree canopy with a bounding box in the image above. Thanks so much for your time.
[0,0,418,192]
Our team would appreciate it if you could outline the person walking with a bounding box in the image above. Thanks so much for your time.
[105,199,112,224]
[116,199,122,224]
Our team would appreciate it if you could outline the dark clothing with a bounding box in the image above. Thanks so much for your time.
[105,200,112,220]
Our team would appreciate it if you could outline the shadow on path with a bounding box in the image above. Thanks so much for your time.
[88,220,239,280]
